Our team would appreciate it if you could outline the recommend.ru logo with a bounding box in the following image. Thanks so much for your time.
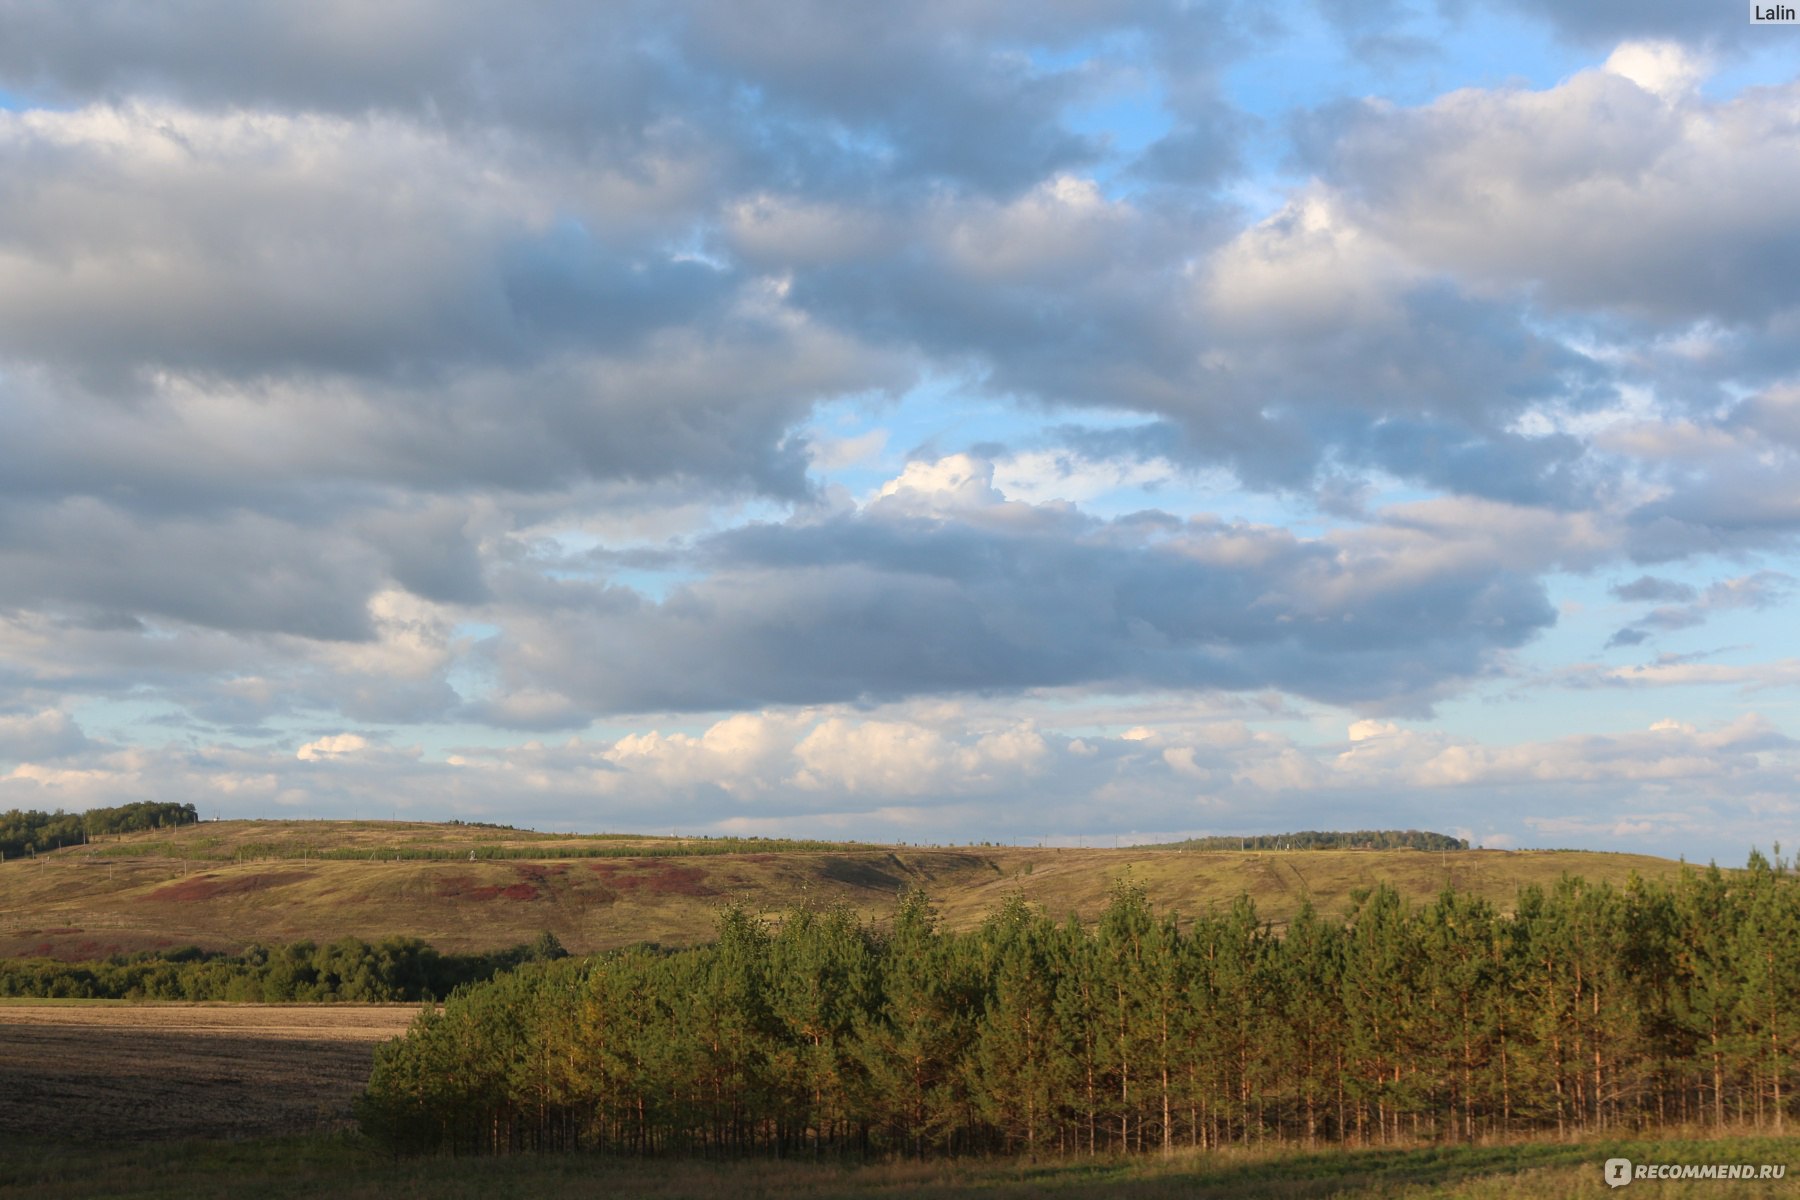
[1604,1157,1788,1187]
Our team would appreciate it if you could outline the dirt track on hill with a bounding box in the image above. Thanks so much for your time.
[0,1004,417,1142]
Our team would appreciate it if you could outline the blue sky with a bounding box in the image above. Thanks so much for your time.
[0,1,1797,863]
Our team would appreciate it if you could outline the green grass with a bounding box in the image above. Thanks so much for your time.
[2,1130,1794,1199]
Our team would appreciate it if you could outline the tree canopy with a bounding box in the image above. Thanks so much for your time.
[360,853,1799,1158]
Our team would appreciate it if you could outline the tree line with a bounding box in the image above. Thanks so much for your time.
[1163,829,1468,852]
[0,802,198,859]
[0,932,568,1002]
[359,854,1799,1158]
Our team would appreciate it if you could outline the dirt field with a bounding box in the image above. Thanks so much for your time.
[0,1003,418,1142]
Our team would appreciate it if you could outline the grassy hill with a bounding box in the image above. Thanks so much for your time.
[0,819,1693,960]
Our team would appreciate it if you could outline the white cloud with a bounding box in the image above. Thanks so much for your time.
[1602,41,1706,100]
[296,733,369,761]
[874,453,1007,514]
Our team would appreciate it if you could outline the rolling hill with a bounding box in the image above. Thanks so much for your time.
[0,819,1694,960]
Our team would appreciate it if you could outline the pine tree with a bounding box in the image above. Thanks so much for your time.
[1277,899,1346,1146]
[969,895,1071,1153]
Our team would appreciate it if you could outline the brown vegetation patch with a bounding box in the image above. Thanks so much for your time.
[144,872,310,903]
[587,861,718,897]
[434,874,541,902]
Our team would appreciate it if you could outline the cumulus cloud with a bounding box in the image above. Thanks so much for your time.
[0,709,89,763]
[295,733,369,761]
[1297,55,1800,326]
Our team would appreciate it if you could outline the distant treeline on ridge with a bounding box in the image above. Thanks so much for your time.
[1164,829,1469,852]
[0,931,570,1002]
[0,802,197,859]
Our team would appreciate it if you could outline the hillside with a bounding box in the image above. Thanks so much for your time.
[0,819,1692,960]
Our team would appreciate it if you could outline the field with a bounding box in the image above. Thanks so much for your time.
[0,819,1692,959]
[0,1003,417,1142]
[2,1126,1794,1198]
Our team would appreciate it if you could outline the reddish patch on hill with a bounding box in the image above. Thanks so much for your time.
[586,862,717,897]
[435,874,541,902]
[510,863,568,884]
[145,873,310,903]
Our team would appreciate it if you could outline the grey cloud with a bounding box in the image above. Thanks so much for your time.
[0,4,676,148]
[0,99,908,520]
[0,499,384,641]
[1611,575,1697,603]
[764,186,1600,500]
[0,6,1644,526]
[1479,0,1765,49]
[0,1,1249,196]
[1311,0,1438,65]
[1607,570,1792,647]
[1728,388,1800,449]
[1296,72,1800,327]
[686,6,1099,191]
[1623,468,1800,562]
[1186,287,1606,499]
[0,328,881,517]
[0,709,89,762]
[475,497,1556,720]
[357,503,492,608]
[0,590,469,735]
[0,107,746,384]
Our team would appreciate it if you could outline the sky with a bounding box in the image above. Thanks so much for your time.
[0,2,1796,863]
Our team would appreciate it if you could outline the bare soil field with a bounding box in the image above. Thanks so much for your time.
[0,1003,417,1142]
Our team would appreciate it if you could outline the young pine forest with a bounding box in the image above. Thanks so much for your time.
[358,854,1800,1159]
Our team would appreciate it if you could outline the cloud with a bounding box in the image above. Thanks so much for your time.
[0,103,897,506]
[1556,657,1800,693]
[1607,570,1792,647]
[470,456,1563,719]
[0,2,1242,196]
[1610,575,1696,604]
[295,733,370,761]
[1488,3,1763,50]
[1296,55,1800,326]
[0,709,89,763]
[1338,712,1793,789]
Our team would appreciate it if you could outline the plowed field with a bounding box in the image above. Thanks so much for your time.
[0,1003,417,1142]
